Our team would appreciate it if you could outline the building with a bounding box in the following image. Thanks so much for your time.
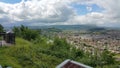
[0,31,15,46]
[56,59,93,68]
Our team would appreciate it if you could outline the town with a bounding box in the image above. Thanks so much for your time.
[57,29,120,54]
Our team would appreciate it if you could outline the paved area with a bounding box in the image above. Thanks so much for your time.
[0,40,7,46]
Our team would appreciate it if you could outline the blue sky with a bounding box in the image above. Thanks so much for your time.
[0,0,21,4]
[72,4,104,15]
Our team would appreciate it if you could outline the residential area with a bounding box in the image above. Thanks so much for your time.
[57,30,120,54]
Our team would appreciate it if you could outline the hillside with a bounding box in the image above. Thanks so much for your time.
[0,38,62,68]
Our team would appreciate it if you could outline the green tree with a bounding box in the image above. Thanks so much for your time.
[13,26,21,37]
[50,37,70,51]
[13,25,39,41]
[0,24,4,32]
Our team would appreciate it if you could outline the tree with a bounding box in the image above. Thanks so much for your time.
[13,26,21,37]
[13,25,39,41]
[50,37,70,51]
[0,24,4,32]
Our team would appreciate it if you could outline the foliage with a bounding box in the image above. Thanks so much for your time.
[80,49,116,67]
[0,38,62,68]
[101,49,115,64]
[0,24,4,32]
[13,25,39,41]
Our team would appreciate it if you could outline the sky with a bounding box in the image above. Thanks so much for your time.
[0,0,120,27]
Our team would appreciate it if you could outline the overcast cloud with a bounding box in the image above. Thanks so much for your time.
[0,0,120,27]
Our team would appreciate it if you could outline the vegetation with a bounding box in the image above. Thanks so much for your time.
[0,24,4,40]
[0,24,4,32]
[0,25,119,68]
[0,37,118,68]
[13,25,39,41]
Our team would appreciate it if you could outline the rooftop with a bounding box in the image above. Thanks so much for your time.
[56,59,93,68]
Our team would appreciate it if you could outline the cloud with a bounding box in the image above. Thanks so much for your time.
[69,0,120,27]
[67,12,104,25]
[0,0,120,27]
[0,0,75,25]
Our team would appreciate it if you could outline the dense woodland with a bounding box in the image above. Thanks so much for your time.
[0,24,119,68]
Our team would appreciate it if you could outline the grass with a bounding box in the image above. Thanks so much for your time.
[0,38,31,68]
[0,38,62,68]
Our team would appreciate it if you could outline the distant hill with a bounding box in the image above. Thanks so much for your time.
[28,25,98,30]
[41,27,62,32]
[4,25,120,31]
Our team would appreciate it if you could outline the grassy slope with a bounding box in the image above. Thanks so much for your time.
[0,38,29,68]
[0,38,61,68]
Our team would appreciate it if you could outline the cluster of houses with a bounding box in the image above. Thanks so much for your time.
[58,31,120,54]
